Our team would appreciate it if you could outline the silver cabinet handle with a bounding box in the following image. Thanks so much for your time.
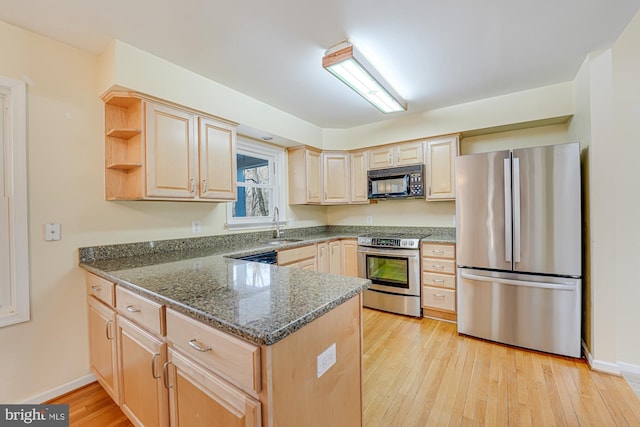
[433,293,446,299]
[91,286,101,292]
[188,339,211,352]
[151,353,161,379]
[163,361,173,389]
[396,151,400,163]
[433,279,445,283]
[126,305,141,313]
[432,250,445,255]
[432,264,445,270]
[190,178,196,193]
[201,179,207,193]
[105,320,114,340]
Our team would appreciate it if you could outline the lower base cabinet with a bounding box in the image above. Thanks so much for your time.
[117,316,169,427]
[88,297,119,404]
[166,348,261,427]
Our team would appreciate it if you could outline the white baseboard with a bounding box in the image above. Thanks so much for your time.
[19,373,96,404]
[619,362,640,378]
[582,340,621,375]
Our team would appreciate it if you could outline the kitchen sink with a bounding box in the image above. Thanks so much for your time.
[263,238,304,245]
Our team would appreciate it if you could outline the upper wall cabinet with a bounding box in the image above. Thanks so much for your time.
[288,146,322,205]
[349,150,369,204]
[102,91,237,202]
[322,151,349,204]
[368,141,424,169]
[425,134,460,201]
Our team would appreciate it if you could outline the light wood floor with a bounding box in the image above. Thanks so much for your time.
[363,308,640,426]
[50,308,640,426]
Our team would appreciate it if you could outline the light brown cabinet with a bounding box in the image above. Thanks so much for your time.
[288,146,322,205]
[368,141,424,169]
[322,152,349,204]
[349,151,369,204]
[277,244,317,271]
[289,146,369,205]
[102,91,237,202]
[88,293,119,405]
[421,243,457,322]
[328,240,342,274]
[165,347,261,427]
[340,239,359,277]
[116,316,169,427]
[425,134,459,201]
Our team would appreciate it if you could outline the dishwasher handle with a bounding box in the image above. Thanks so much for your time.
[460,272,576,291]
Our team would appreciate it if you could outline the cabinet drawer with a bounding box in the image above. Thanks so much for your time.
[422,272,456,289]
[115,286,165,337]
[422,286,456,312]
[278,244,316,265]
[421,243,455,259]
[86,272,115,307]
[165,308,261,395]
[422,258,456,275]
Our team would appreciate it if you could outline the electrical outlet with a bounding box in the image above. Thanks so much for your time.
[366,216,373,224]
[192,220,201,233]
[317,343,336,378]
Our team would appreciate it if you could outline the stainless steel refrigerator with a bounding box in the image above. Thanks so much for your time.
[455,142,582,358]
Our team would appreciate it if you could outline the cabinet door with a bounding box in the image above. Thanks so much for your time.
[317,242,330,273]
[322,152,349,204]
[395,142,424,166]
[117,316,169,427]
[306,149,322,203]
[426,135,459,200]
[199,117,237,201]
[349,151,369,203]
[88,297,119,404]
[340,239,359,277]
[368,146,394,169]
[166,348,261,427]
[146,102,197,198]
[329,240,342,274]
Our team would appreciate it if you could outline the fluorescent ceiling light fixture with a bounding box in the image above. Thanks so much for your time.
[322,41,407,113]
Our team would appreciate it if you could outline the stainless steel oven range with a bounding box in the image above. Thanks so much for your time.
[358,234,423,317]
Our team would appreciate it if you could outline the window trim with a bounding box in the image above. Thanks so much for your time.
[226,137,286,230]
[0,76,29,327]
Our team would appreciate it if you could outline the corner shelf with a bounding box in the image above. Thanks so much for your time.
[106,128,142,139]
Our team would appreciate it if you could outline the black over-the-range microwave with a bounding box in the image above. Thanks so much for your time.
[367,164,425,200]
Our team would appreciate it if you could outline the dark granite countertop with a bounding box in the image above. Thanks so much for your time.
[79,225,455,346]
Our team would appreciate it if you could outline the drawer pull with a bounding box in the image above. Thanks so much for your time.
[126,305,141,313]
[432,250,445,255]
[188,339,212,352]
[151,353,161,379]
[433,279,445,283]
[91,286,102,292]
[433,293,446,299]
[163,361,173,389]
[432,265,445,270]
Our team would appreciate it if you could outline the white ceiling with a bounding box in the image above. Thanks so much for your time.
[1,0,639,129]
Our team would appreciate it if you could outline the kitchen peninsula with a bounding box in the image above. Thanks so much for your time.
[80,228,372,427]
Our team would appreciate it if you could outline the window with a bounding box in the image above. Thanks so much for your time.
[0,76,29,327]
[226,138,286,229]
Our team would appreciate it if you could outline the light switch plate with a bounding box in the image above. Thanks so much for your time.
[45,223,61,241]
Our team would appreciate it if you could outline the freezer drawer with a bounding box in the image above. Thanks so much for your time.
[457,268,581,358]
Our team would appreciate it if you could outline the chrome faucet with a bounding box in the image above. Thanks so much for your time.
[273,206,283,238]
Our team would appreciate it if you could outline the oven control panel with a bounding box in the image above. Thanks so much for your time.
[358,236,420,249]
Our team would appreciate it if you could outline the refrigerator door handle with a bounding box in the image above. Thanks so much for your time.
[513,157,521,263]
[460,272,576,291]
[503,158,512,263]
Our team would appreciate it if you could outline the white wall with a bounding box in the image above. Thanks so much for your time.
[612,10,640,368]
